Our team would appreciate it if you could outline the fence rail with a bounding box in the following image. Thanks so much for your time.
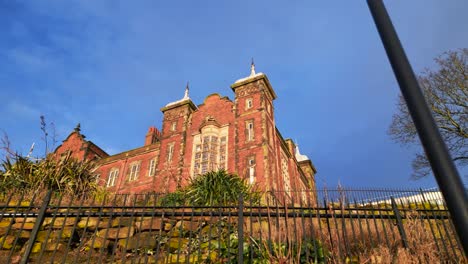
[0,189,465,263]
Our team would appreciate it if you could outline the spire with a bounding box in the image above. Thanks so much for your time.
[250,58,256,76]
[164,81,193,108]
[183,82,189,99]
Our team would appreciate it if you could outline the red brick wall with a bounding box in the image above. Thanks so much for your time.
[54,132,87,161]
[96,145,160,193]
[184,94,235,177]
[55,74,316,197]
[157,101,196,192]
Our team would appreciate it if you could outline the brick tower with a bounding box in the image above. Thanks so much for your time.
[157,84,197,192]
[231,62,278,191]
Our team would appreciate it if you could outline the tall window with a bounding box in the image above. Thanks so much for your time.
[167,143,174,162]
[171,121,177,131]
[148,158,157,176]
[246,98,253,109]
[107,169,119,187]
[128,162,140,181]
[219,137,227,170]
[248,157,255,184]
[246,121,254,141]
[192,135,228,176]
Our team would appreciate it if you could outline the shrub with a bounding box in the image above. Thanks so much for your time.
[185,170,260,206]
[159,190,187,206]
[0,152,98,197]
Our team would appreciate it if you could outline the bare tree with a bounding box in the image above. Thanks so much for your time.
[389,49,467,179]
[40,115,49,156]
[0,130,15,158]
[39,115,58,156]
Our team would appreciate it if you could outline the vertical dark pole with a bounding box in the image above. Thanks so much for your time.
[20,190,52,264]
[367,0,468,255]
[237,194,244,264]
[390,197,408,249]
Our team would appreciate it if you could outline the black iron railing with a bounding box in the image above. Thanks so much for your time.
[0,189,464,263]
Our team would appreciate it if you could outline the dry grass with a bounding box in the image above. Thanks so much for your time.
[243,209,465,263]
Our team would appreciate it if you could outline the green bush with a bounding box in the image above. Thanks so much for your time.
[159,190,187,206]
[185,170,260,206]
[0,152,98,196]
[158,170,261,206]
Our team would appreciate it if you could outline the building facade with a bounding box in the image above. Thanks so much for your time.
[55,65,317,197]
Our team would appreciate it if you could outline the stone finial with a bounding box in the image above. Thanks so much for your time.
[74,123,81,133]
[250,58,256,76]
[183,82,189,99]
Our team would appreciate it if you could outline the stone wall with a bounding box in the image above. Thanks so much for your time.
[0,210,253,263]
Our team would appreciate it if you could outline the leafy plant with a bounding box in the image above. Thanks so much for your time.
[159,190,187,206]
[185,170,260,206]
[0,151,98,197]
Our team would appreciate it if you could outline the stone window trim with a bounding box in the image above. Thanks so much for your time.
[191,125,228,177]
[247,156,256,184]
[107,168,119,187]
[128,161,141,182]
[170,121,177,131]
[167,143,175,163]
[245,98,253,110]
[245,119,255,142]
[148,158,157,177]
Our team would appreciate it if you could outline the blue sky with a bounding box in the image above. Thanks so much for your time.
[1,1,467,189]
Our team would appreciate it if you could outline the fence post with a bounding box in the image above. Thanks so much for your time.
[20,189,53,264]
[391,197,408,249]
[238,194,244,264]
[324,198,334,250]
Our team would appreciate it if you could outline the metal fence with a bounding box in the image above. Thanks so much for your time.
[0,189,465,263]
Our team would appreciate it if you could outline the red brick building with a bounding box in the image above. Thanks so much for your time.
[55,65,317,196]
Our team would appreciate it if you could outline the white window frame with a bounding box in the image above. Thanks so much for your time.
[248,157,255,184]
[167,143,174,162]
[128,162,141,181]
[246,121,254,141]
[246,98,253,109]
[148,159,156,176]
[107,169,119,187]
[171,121,177,131]
[191,126,229,177]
